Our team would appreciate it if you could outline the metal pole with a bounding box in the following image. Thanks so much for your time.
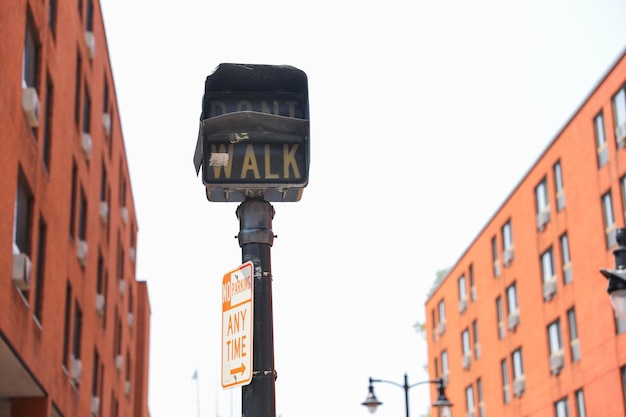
[236,198,276,417]
[403,373,410,417]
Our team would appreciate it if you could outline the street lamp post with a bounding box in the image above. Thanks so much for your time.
[361,373,452,417]
[600,227,626,319]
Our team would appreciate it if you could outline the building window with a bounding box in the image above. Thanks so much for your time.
[502,220,514,266]
[34,218,47,323]
[125,350,132,390]
[602,191,617,248]
[492,236,500,277]
[14,170,33,256]
[458,274,468,313]
[501,359,511,404]
[62,282,72,369]
[620,176,626,226]
[82,84,91,134]
[469,264,476,301]
[613,83,626,145]
[595,112,609,167]
[496,296,505,339]
[438,300,446,335]
[567,308,580,362]
[23,13,39,89]
[536,177,550,230]
[548,319,564,374]
[472,320,480,360]
[560,233,573,284]
[511,348,524,382]
[621,366,626,411]
[506,283,519,330]
[541,247,557,301]
[476,378,485,417]
[43,75,53,170]
[74,54,82,126]
[85,0,93,31]
[92,348,100,401]
[69,161,77,238]
[465,384,475,416]
[461,328,471,369]
[575,389,586,417]
[441,350,449,383]
[48,0,57,37]
[555,397,570,417]
[554,161,565,211]
[78,188,87,242]
[72,302,83,361]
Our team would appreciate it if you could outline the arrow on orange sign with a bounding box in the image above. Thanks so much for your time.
[230,363,246,376]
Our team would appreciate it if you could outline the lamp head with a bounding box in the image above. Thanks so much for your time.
[601,228,626,319]
[361,380,382,414]
[431,378,453,414]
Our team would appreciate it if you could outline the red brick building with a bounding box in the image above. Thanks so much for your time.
[0,1,151,417]
[425,48,626,417]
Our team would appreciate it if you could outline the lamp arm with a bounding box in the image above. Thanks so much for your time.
[408,379,443,390]
[369,378,405,390]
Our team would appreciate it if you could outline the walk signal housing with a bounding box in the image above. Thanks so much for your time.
[193,63,310,202]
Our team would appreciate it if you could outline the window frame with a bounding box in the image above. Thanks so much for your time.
[602,191,617,248]
[554,161,565,211]
[595,111,609,167]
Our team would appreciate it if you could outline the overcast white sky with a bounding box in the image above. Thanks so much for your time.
[99,1,626,417]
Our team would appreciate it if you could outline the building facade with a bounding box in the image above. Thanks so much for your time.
[0,1,151,417]
[425,48,626,417]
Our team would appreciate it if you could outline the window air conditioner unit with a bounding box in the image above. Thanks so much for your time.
[85,31,95,59]
[503,248,514,267]
[99,201,109,225]
[128,312,134,327]
[563,265,573,284]
[557,191,566,211]
[91,396,101,416]
[537,208,550,231]
[462,353,471,370]
[102,112,111,137]
[125,380,131,396]
[115,354,124,371]
[22,86,40,127]
[571,339,581,361]
[12,253,32,290]
[95,293,105,316]
[513,377,525,397]
[71,357,83,383]
[121,206,129,224]
[82,132,93,160]
[550,351,564,375]
[129,246,136,262]
[119,279,126,295]
[543,278,557,301]
[458,298,467,314]
[77,239,88,266]
[508,310,520,331]
[616,122,626,145]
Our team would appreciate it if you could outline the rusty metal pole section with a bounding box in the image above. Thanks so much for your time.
[193,63,309,417]
[237,198,276,417]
